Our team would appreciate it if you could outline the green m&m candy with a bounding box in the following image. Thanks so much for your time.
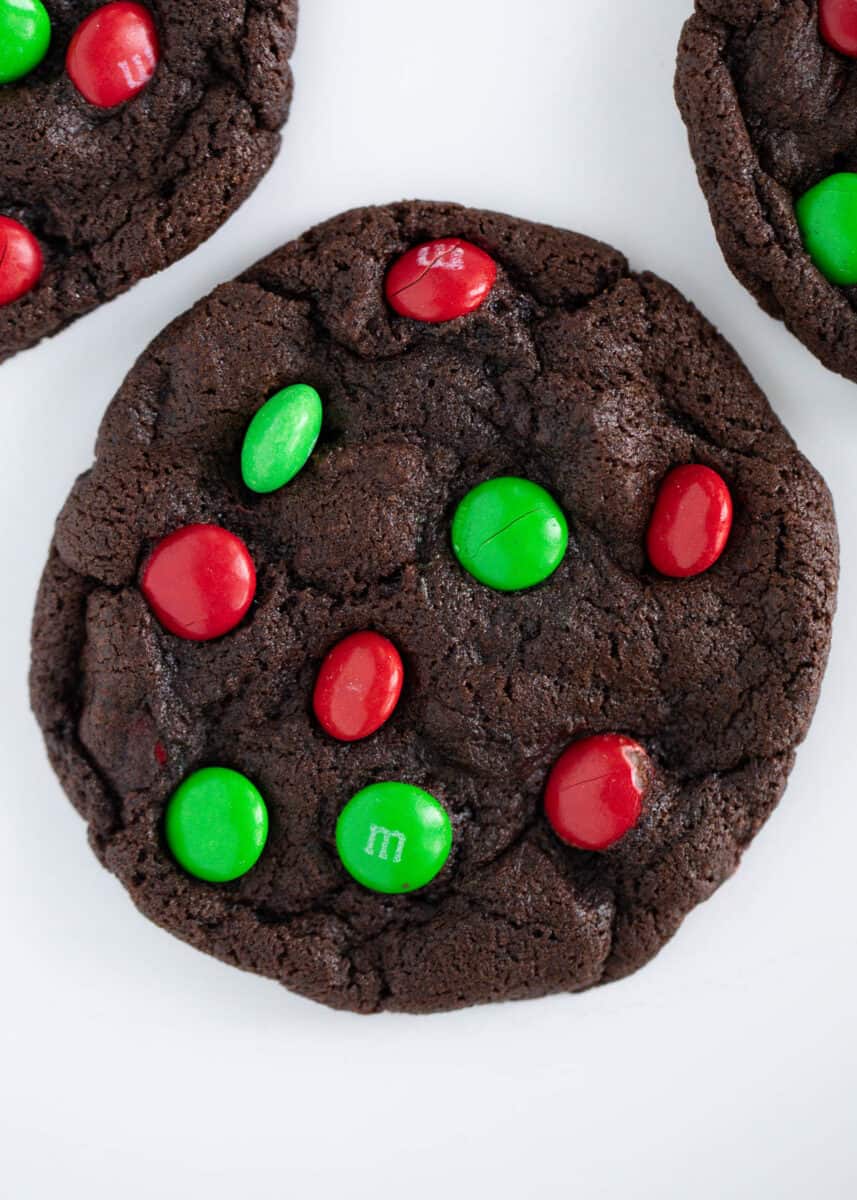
[241,383,322,494]
[336,782,452,894]
[0,0,51,84]
[451,476,568,591]
[796,172,857,286]
[165,767,269,882]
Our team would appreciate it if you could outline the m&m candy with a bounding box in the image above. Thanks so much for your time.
[820,0,857,57]
[545,734,651,851]
[0,216,42,306]
[313,631,404,742]
[646,464,733,579]
[385,238,497,323]
[165,767,269,882]
[66,2,159,108]
[141,523,256,641]
[336,782,452,894]
[0,0,51,84]
[241,383,322,494]
[796,172,857,286]
[452,476,568,592]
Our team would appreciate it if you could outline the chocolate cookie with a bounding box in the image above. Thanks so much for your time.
[675,0,857,383]
[30,201,838,1013]
[0,0,296,362]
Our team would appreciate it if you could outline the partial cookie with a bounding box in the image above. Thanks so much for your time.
[675,0,857,383]
[0,0,297,362]
[31,201,838,1013]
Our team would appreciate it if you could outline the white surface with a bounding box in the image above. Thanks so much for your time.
[1,1,855,1196]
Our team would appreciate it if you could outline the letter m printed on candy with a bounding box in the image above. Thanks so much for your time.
[365,824,406,863]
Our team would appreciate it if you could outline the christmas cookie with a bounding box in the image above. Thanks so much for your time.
[0,0,297,362]
[676,0,857,383]
[30,201,838,1013]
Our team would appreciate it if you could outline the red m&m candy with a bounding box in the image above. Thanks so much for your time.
[66,2,159,108]
[385,238,497,323]
[545,734,651,851]
[0,216,42,306]
[820,0,857,57]
[313,632,404,742]
[646,464,733,579]
[141,524,256,641]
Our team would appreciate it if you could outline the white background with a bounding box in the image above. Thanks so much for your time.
[1,1,855,1195]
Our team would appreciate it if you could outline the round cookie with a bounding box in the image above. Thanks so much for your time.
[30,201,838,1014]
[0,0,297,363]
[675,0,857,383]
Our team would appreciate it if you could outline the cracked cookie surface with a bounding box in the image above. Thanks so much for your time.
[0,0,297,362]
[676,0,857,382]
[30,201,839,1013]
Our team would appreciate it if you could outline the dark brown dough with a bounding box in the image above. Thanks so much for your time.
[30,201,839,1013]
[0,0,297,362]
[676,0,857,382]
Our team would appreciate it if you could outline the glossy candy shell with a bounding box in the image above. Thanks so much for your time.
[452,476,568,591]
[820,0,857,57]
[646,464,733,579]
[141,524,256,641]
[0,216,42,306]
[336,783,452,894]
[313,632,404,742]
[66,2,159,108]
[385,238,497,323]
[545,734,651,851]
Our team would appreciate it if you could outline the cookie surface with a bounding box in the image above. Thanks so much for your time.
[0,0,296,362]
[30,201,838,1013]
[676,0,857,382]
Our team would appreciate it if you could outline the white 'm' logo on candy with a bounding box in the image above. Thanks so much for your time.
[117,49,155,89]
[364,825,406,863]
